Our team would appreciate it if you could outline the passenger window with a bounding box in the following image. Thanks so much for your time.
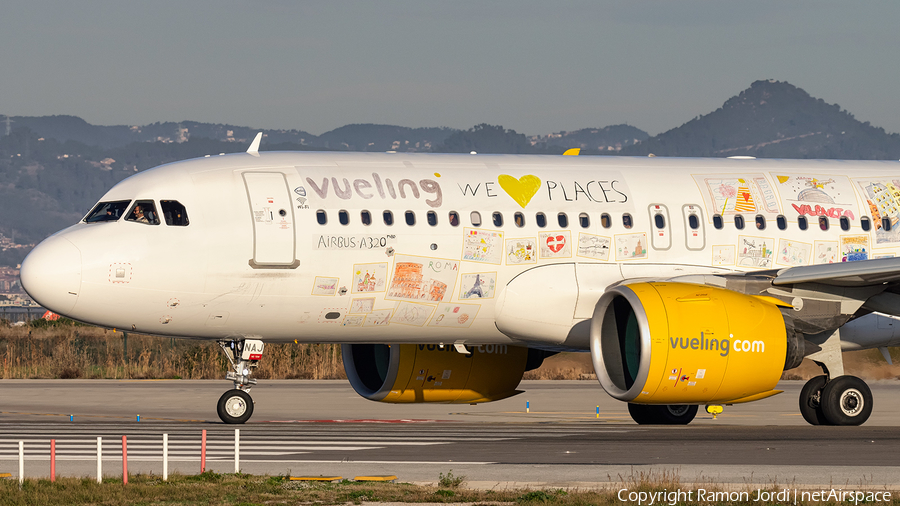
[838,216,849,231]
[884,217,892,231]
[777,215,787,230]
[601,213,611,229]
[160,200,189,226]
[558,213,568,228]
[798,216,808,230]
[339,210,349,225]
[688,214,700,230]
[85,200,131,223]
[579,213,590,228]
[654,214,665,229]
[536,212,547,228]
[448,211,460,227]
[623,214,633,229]
[405,211,416,226]
[861,216,871,231]
[427,211,438,226]
[734,215,745,230]
[493,212,503,227]
[818,216,829,231]
[316,210,327,225]
[514,212,525,227]
[125,200,160,225]
[383,210,394,226]
[361,210,372,226]
[755,215,765,230]
[713,214,724,230]
[470,211,482,227]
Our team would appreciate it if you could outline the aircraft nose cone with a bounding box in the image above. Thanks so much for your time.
[20,235,83,316]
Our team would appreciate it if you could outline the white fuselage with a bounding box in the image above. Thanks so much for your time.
[20,152,900,349]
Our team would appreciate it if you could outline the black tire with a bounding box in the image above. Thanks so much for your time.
[628,404,698,425]
[656,404,698,424]
[799,375,830,425]
[217,389,254,424]
[627,403,654,424]
[820,375,873,426]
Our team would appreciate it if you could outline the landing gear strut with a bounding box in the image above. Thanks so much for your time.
[216,339,265,424]
[800,329,873,426]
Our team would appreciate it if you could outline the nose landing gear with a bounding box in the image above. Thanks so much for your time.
[216,339,265,424]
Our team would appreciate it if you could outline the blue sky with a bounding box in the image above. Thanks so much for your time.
[1,1,898,136]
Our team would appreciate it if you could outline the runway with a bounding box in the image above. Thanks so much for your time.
[1,380,899,487]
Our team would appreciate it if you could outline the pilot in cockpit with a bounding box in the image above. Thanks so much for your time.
[130,204,150,224]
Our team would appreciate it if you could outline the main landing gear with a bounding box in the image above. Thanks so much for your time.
[627,403,698,425]
[216,339,265,424]
[799,329,873,426]
[799,374,872,426]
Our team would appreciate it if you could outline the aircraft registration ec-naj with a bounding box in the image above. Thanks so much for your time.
[19,133,900,425]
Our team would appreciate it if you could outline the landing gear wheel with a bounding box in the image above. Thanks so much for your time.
[628,404,698,425]
[657,404,698,424]
[217,389,253,424]
[627,403,654,424]
[820,375,872,426]
[799,375,830,425]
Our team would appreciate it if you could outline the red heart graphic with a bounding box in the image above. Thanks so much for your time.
[546,235,566,253]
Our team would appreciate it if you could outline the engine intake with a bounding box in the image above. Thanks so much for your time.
[590,282,792,404]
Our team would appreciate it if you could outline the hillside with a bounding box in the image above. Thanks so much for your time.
[7,115,317,149]
[0,129,272,254]
[623,80,900,159]
[530,125,648,153]
[6,116,454,153]
[314,124,455,152]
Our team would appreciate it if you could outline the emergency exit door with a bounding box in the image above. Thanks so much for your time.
[243,172,298,268]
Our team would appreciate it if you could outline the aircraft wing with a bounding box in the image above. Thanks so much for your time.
[773,257,900,287]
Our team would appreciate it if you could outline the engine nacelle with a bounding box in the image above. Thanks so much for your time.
[590,282,791,404]
[343,343,546,404]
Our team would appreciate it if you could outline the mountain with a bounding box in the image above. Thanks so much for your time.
[312,124,455,152]
[6,115,316,149]
[529,125,648,153]
[434,124,547,154]
[5,116,454,153]
[623,80,900,159]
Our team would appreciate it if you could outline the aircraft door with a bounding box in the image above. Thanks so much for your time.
[648,204,671,250]
[682,204,706,250]
[243,172,298,268]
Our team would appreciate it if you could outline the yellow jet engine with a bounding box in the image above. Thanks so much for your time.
[591,282,800,411]
[342,343,550,404]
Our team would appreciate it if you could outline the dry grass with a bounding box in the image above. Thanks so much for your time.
[526,349,900,382]
[0,320,345,380]
[3,318,899,382]
[782,347,900,381]
[524,353,596,380]
[0,473,524,506]
[1,471,896,505]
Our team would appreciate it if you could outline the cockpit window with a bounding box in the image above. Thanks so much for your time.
[84,200,131,223]
[161,200,189,226]
[125,200,160,225]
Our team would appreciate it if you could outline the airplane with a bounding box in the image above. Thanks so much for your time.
[18,133,900,425]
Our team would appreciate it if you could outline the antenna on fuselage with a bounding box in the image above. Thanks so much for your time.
[247,132,263,157]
